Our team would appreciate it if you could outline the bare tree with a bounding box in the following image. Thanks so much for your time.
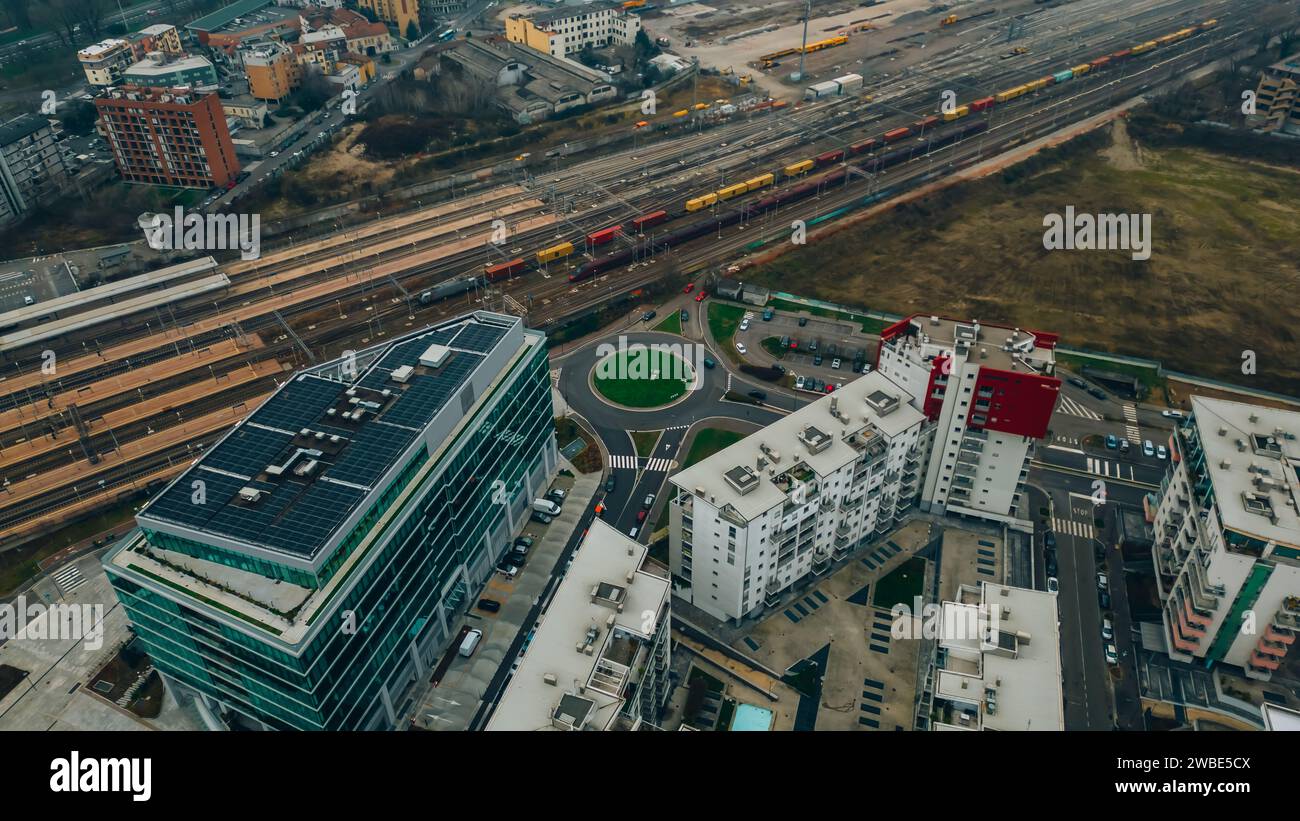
[0,0,34,31]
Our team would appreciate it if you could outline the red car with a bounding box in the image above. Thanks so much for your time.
[695,291,707,302]
[683,283,695,293]
[636,509,648,522]
[824,384,835,393]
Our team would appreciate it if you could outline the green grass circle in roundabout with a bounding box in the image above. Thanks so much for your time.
[592,344,697,408]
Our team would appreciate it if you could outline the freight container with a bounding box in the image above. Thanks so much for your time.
[587,226,620,246]
[717,182,749,201]
[970,96,995,112]
[744,173,775,190]
[913,115,940,131]
[1071,63,1091,76]
[815,149,845,166]
[1132,40,1157,53]
[485,258,525,282]
[536,242,574,264]
[804,80,841,101]
[1090,56,1111,69]
[833,73,864,94]
[784,159,814,176]
[686,192,718,211]
[849,138,878,154]
[942,104,970,121]
[883,127,911,142]
[1110,48,1132,60]
[995,88,1018,103]
[631,210,668,231]
[1201,18,1217,29]
[1052,69,1075,83]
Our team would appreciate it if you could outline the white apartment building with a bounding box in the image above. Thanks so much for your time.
[669,372,926,623]
[486,518,671,731]
[505,1,642,59]
[928,582,1065,730]
[876,315,1061,527]
[1153,396,1300,680]
[77,38,135,86]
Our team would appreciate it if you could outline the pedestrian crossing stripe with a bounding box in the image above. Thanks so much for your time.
[1057,395,1101,420]
[1085,457,1137,481]
[52,564,87,594]
[609,455,675,472]
[1122,403,1140,442]
[1051,516,1095,539]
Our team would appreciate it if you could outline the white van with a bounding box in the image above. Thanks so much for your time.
[459,628,483,658]
[532,498,561,516]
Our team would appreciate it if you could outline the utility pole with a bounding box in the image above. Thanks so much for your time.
[795,0,812,83]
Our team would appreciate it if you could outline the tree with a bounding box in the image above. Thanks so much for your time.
[0,0,33,31]
[405,20,419,42]
[58,99,98,136]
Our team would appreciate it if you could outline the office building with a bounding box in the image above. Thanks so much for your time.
[104,312,557,730]
[1153,396,1300,681]
[486,519,671,731]
[505,2,642,59]
[0,114,71,228]
[669,372,926,623]
[876,315,1061,526]
[123,53,220,91]
[241,41,301,102]
[95,85,241,189]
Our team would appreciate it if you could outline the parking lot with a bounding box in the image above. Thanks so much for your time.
[733,306,877,389]
[0,260,81,313]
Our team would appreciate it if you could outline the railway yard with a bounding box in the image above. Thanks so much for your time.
[0,0,1283,561]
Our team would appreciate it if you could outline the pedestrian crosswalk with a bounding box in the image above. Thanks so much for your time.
[1085,456,1137,481]
[1057,395,1101,420]
[1052,516,1096,540]
[52,563,87,595]
[664,424,689,432]
[609,455,675,472]
[1122,403,1141,443]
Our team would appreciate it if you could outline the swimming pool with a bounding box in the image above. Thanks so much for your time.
[730,703,774,731]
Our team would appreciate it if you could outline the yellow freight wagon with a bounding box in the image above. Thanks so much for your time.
[673,109,689,117]
[1132,40,1157,54]
[1201,19,1217,29]
[717,183,749,200]
[744,173,775,190]
[995,87,1019,103]
[536,242,574,264]
[943,104,970,121]
[784,159,814,177]
[1027,77,1050,91]
[1071,63,1091,76]
[686,192,719,212]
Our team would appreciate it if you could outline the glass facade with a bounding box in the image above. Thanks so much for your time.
[106,338,555,730]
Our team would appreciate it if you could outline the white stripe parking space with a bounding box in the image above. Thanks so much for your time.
[1056,395,1101,420]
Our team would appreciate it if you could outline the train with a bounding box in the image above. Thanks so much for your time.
[421,17,1221,297]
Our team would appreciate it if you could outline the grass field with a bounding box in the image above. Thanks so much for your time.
[653,311,683,335]
[631,430,661,458]
[682,428,747,468]
[743,121,1300,396]
[593,347,694,407]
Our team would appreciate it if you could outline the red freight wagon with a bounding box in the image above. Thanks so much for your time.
[630,210,668,231]
[883,126,911,142]
[1110,48,1132,60]
[485,258,525,282]
[815,149,845,165]
[849,138,878,155]
[587,225,621,246]
[970,97,995,112]
[1090,56,1111,68]
[914,115,940,131]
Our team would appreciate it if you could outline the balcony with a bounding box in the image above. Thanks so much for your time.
[1182,596,1212,628]
[1249,651,1281,672]
[1176,607,1207,639]
[1254,637,1289,659]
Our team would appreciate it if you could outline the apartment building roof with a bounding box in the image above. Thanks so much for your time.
[77,38,129,59]
[187,0,278,33]
[137,312,524,562]
[882,314,1058,374]
[1188,396,1300,550]
[139,24,176,37]
[0,113,50,148]
[671,371,924,521]
[124,54,217,79]
[528,1,625,28]
[486,518,669,731]
[934,582,1064,731]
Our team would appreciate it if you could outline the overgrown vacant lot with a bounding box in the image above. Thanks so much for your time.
[743,122,1300,396]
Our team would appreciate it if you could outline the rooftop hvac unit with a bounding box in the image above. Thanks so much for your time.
[237,487,262,503]
[391,365,414,383]
[419,343,451,369]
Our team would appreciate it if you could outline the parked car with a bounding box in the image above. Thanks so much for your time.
[532,498,561,516]
[1068,376,1087,389]
[736,342,748,355]
[1044,531,1056,549]
[636,509,647,523]
[546,488,567,503]
[762,308,774,320]
[1106,434,1118,450]
[683,283,695,293]
[1142,439,1155,457]
[642,310,657,322]
[703,357,715,369]
[1047,577,1059,594]
[831,358,841,370]
[808,339,819,352]
[1161,410,1184,419]
[605,476,616,492]
[813,354,823,366]
[628,526,639,539]
[1104,643,1119,665]
[530,511,552,524]
[795,376,805,390]
[1045,554,1058,577]
[643,493,656,509]
[695,291,707,302]
[739,318,750,332]
[798,316,808,326]
[477,598,501,613]
[496,562,518,579]
[515,536,534,549]
[459,628,484,656]
[1099,589,1111,609]
[1088,387,1108,401]
[1156,444,1168,460]
[748,389,767,402]
[780,335,790,348]
[1119,439,1131,454]
[1097,572,1109,590]
[1101,617,1114,641]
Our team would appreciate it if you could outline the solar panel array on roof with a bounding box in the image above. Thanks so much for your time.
[326,423,418,487]
[251,375,344,432]
[201,425,295,478]
[451,323,508,354]
[381,353,481,429]
[146,470,252,531]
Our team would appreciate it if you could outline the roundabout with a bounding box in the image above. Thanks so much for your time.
[591,343,697,410]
